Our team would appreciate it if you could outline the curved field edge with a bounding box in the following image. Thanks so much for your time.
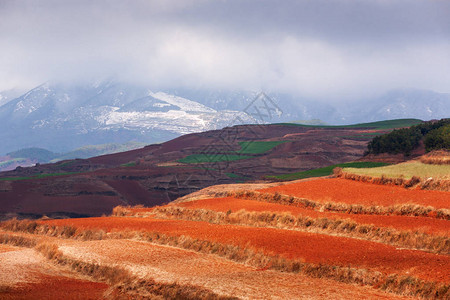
[0,224,447,299]
[258,177,450,212]
[212,190,450,220]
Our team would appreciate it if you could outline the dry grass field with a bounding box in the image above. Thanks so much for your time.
[342,161,450,180]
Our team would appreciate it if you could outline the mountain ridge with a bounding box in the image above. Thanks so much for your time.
[1,81,449,155]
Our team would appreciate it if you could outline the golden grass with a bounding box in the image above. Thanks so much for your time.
[151,206,449,255]
[0,233,37,248]
[341,161,450,181]
[0,218,106,240]
[420,150,450,165]
[334,167,450,192]
[217,191,450,220]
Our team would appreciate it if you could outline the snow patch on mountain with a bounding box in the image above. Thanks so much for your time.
[149,91,216,113]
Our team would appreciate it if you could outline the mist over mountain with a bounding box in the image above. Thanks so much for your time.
[0,88,24,107]
[0,80,449,155]
[336,89,450,123]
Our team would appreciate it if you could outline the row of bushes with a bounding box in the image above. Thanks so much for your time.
[367,118,450,155]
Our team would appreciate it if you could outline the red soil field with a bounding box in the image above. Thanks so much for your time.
[0,246,111,300]
[259,178,450,208]
[0,274,110,300]
[176,197,450,235]
[41,217,450,283]
[55,239,409,300]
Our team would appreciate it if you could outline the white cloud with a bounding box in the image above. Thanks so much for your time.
[0,0,449,101]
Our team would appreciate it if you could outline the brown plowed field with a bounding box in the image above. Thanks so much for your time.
[176,197,450,234]
[41,217,450,283]
[54,238,409,300]
[259,178,450,208]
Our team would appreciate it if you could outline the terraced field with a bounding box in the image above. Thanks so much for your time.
[259,177,449,209]
[0,169,448,299]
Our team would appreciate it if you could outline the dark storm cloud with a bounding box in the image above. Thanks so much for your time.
[0,0,449,99]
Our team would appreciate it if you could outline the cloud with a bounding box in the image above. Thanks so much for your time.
[0,0,449,100]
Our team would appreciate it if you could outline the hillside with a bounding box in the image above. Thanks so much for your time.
[0,120,415,220]
[0,159,448,299]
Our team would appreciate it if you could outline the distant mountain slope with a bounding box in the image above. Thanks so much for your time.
[1,82,448,155]
[338,89,450,124]
[0,142,148,171]
[0,81,254,154]
[0,88,25,107]
[371,89,450,121]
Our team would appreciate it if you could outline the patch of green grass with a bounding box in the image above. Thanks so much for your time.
[275,119,422,130]
[237,141,289,154]
[120,162,137,167]
[55,160,76,168]
[0,172,79,181]
[343,161,450,180]
[225,172,248,180]
[178,154,253,164]
[269,161,390,181]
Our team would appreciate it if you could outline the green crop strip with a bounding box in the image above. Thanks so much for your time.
[237,141,289,154]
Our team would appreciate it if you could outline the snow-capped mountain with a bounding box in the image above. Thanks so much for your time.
[0,81,448,155]
[0,81,254,154]
[0,88,25,107]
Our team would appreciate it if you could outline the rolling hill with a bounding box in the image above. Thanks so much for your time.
[0,119,421,220]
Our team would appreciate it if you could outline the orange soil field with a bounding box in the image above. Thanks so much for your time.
[54,238,408,300]
[259,178,450,208]
[0,246,110,300]
[176,197,450,234]
[0,274,110,300]
[41,217,450,283]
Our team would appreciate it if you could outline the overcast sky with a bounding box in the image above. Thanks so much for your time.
[0,0,449,100]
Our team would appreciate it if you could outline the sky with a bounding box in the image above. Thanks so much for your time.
[0,0,449,100]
